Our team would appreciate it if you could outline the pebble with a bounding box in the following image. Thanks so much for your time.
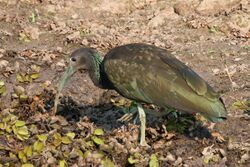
[173,157,182,166]
[71,14,78,19]
[240,153,249,163]
[166,153,176,162]
[0,60,9,68]
[219,149,226,157]
[47,157,57,164]
[212,68,220,74]
[56,59,66,68]
[240,52,247,56]
[228,142,240,150]
[56,47,63,52]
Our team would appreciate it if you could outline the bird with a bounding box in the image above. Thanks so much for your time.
[59,43,227,146]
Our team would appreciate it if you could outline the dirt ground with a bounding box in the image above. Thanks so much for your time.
[0,0,249,166]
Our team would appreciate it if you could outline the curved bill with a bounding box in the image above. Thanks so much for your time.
[53,62,76,114]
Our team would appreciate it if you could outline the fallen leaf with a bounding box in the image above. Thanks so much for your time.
[61,136,72,144]
[37,134,48,142]
[66,132,75,139]
[15,120,26,127]
[91,136,104,145]
[33,141,44,153]
[94,128,104,136]
[149,154,159,167]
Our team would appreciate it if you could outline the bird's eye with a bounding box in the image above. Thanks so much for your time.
[71,57,76,62]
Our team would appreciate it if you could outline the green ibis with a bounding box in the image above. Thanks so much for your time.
[55,43,227,146]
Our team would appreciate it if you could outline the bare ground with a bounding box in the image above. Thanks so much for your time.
[0,0,249,166]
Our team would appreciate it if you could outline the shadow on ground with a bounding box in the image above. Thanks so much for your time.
[55,94,212,140]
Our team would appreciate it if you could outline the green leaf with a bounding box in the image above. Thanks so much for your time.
[91,136,104,145]
[66,132,75,139]
[209,26,219,33]
[15,120,26,127]
[37,134,48,142]
[18,151,27,163]
[94,128,104,136]
[19,94,28,101]
[101,158,115,167]
[26,146,33,157]
[59,160,66,167]
[53,139,62,147]
[17,126,29,135]
[33,141,44,153]
[0,80,4,86]
[77,149,84,157]
[61,136,72,144]
[53,133,62,139]
[21,164,34,167]
[0,85,7,95]
[28,12,37,23]
[83,150,91,158]
[16,74,25,82]
[149,154,159,167]
[30,73,40,79]
[19,32,30,42]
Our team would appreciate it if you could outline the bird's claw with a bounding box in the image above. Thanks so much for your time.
[118,113,135,122]
[118,108,137,122]
[140,140,150,147]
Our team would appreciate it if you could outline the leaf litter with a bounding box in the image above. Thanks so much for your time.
[0,0,249,166]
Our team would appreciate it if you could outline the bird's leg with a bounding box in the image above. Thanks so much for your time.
[137,104,149,147]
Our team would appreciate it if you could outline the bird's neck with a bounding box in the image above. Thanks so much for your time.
[89,52,114,89]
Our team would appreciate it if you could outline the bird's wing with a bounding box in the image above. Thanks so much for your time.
[103,44,226,121]
[158,52,220,101]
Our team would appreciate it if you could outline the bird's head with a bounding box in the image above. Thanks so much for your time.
[69,48,99,72]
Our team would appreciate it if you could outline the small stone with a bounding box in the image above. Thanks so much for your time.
[228,142,240,150]
[0,49,5,53]
[240,52,247,56]
[166,153,176,162]
[47,157,57,164]
[66,31,80,41]
[234,57,242,61]
[56,59,66,68]
[240,153,249,163]
[44,80,51,87]
[81,39,89,46]
[219,149,226,157]
[56,47,63,52]
[173,157,182,166]
[71,14,78,19]
[212,68,220,74]
[0,60,9,68]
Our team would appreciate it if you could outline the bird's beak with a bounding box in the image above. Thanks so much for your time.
[57,62,77,93]
[54,62,77,114]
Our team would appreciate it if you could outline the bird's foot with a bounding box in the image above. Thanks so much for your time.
[140,140,150,147]
[118,107,137,122]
